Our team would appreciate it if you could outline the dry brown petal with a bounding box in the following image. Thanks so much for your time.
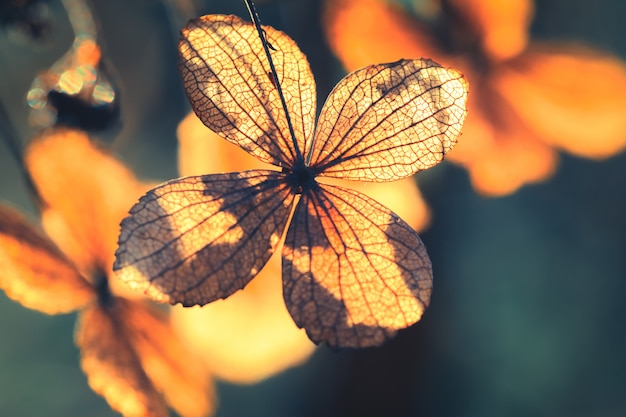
[179,14,316,167]
[117,15,468,348]
[283,184,432,348]
[115,171,295,306]
[178,111,431,231]
[311,58,468,181]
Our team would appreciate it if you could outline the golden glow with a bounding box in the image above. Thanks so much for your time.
[74,38,101,67]
[448,0,534,61]
[495,45,626,158]
[177,112,277,176]
[324,0,440,70]
[171,254,315,384]
[176,114,316,382]
[283,184,430,347]
[25,128,150,288]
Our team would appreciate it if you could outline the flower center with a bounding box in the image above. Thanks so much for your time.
[284,162,319,195]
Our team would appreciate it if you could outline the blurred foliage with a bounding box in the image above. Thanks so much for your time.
[1,0,626,416]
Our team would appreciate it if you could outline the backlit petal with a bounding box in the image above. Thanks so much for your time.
[310,59,468,181]
[114,171,294,306]
[179,111,432,231]
[283,184,432,348]
[179,14,316,167]
[174,112,316,382]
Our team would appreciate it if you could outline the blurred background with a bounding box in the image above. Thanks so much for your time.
[1,0,626,416]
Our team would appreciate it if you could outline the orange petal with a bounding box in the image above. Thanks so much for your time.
[171,254,315,384]
[448,91,558,196]
[0,204,95,314]
[176,112,319,381]
[121,299,215,417]
[323,0,443,72]
[25,128,150,276]
[447,0,534,61]
[494,44,626,159]
[75,304,169,417]
[76,299,214,417]
[177,112,275,177]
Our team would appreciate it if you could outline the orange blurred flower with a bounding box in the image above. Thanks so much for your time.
[324,0,626,195]
[171,111,431,382]
[171,113,315,384]
[0,128,214,417]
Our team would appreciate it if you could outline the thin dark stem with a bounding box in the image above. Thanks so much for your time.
[244,0,304,164]
[0,101,47,209]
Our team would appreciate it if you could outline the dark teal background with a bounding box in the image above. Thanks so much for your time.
[1,1,625,416]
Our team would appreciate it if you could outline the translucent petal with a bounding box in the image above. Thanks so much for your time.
[179,14,316,168]
[175,112,316,383]
[310,58,468,181]
[178,111,432,231]
[0,204,95,314]
[283,184,432,348]
[114,171,294,306]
